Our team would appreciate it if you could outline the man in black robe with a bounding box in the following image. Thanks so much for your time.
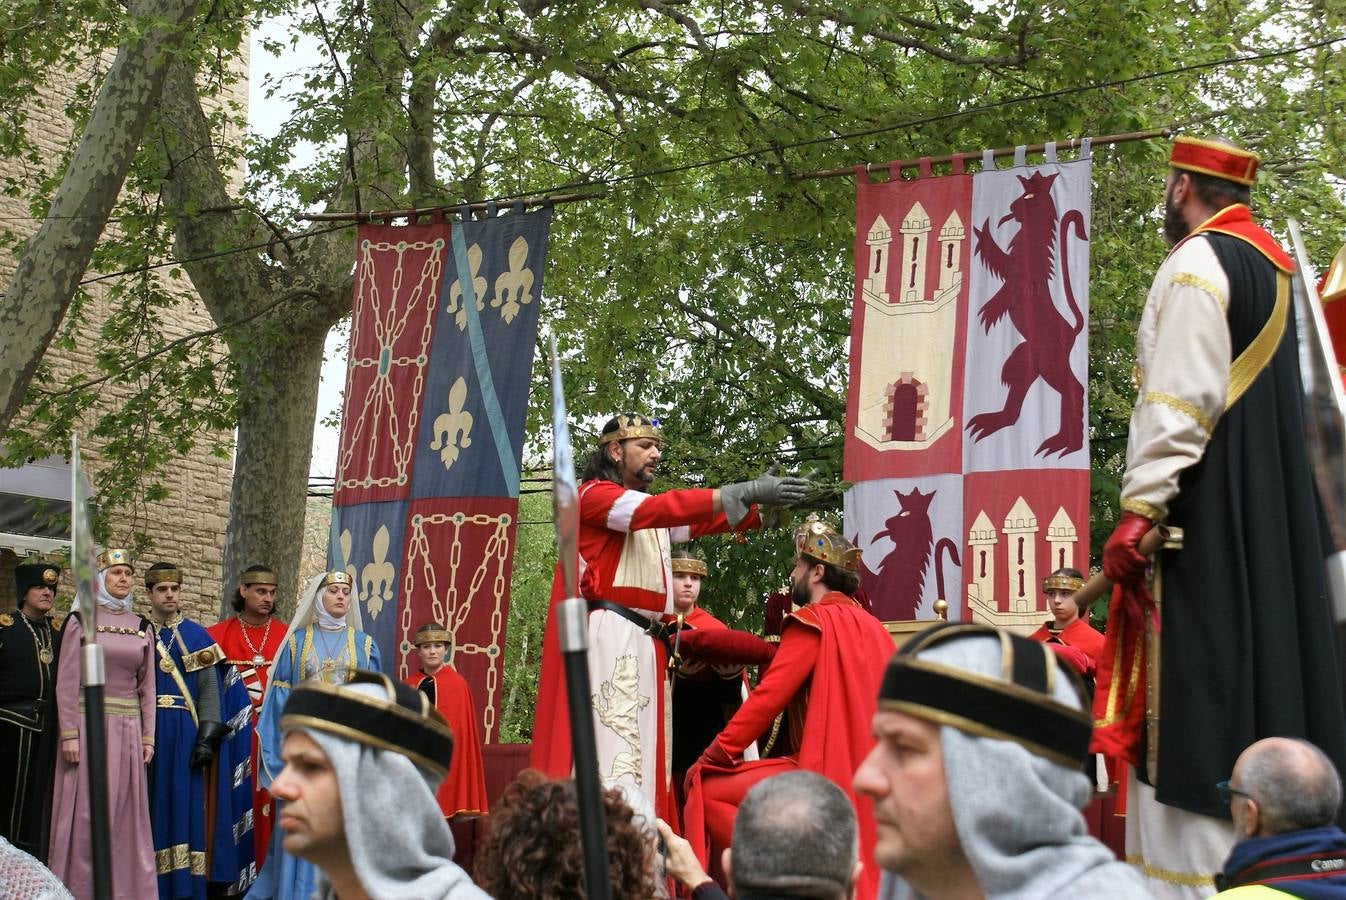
[1096,135,1346,897]
[0,561,64,861]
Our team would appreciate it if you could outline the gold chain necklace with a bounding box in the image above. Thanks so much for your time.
[20,613,53,665]
[239,617,273,666]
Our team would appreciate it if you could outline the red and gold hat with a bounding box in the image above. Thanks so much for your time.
[1169,136,1259,187]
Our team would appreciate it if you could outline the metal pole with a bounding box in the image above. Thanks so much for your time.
[82,643,113,900]
[298,190,607,223]
[550,339,612,900]
[796,128,1172,181]
[559,598,613,900]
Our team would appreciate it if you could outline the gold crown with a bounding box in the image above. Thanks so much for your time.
[145,568,182,587]
[670,556,708,577]
[97,548,134,571]
[321,570,353,587]
[597,414,662,447]
[1042,572,1085,593]
[794,515,861,573]
[240,569,279,587]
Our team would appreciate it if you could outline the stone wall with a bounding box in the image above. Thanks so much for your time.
[0,44,249,626]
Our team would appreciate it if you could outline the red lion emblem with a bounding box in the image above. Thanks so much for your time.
[965,171,1088,457]
[859,487,960,620]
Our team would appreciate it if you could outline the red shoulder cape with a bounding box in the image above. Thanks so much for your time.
[406,666,489,818]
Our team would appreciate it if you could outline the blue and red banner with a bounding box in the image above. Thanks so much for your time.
[844,144,1092,628]
[332,206,551,740]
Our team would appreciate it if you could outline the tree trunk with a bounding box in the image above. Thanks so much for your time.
[219,328,329,618]
[0,0,204,431]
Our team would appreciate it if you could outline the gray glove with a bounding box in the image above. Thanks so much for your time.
[720,471,810,527]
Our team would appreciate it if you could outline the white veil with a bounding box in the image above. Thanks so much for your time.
[259,572,366,715]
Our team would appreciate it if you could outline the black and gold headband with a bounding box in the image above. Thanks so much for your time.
[145,568,182,587]
[880,623,1092,769]
[280,670,455,778]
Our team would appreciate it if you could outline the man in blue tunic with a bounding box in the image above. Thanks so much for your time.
[143,562,254,899]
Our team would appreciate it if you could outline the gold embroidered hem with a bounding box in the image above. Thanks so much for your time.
[1124,853,1215,887]
[1143,391,1215,438]
[155,843,207,876]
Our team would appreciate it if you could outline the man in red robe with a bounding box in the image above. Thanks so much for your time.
[208,565,288,867]
[406,622,488,822]
[1028,567,1104,671]
[530,413,808,822]
[682,516,894,900]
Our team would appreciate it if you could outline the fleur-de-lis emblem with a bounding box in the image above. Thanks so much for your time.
[339,530,358,587]
[491,236,534,324]
[429,376,473,470]
[361,525,396,620]
[447,243,487,331]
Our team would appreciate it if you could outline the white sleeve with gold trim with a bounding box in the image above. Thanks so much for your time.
[1121,236,1231,521]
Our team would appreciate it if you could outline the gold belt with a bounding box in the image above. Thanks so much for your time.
[79,696,142,718]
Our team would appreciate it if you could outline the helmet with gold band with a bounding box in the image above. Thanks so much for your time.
[1168,135,1259,186]
[1041,568,1085,594]
[97,548,134,571]
[793,514,861,574]
[145,562,182,587]
[670,548,708,578]
[412,621,453,647]
[597,413,662,447]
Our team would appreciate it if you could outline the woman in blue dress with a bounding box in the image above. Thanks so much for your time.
[246,571,380,900]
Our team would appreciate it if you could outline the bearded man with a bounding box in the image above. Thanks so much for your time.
[1095,135,1346,897]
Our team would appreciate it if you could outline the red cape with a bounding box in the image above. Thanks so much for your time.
[683,594,894,900]
[1027,617,1105,666]
[406,666,489,819]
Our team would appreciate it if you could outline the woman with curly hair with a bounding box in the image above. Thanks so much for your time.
[474,769,659,899]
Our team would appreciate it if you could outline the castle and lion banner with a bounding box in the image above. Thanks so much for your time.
[332,206,551,739]
[844,143,1092,629]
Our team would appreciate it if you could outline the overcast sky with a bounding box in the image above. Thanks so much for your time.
[249,17,345,482]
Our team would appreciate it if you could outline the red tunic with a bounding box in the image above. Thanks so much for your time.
[1027,617,1105,666]
[530,479,758,821]
[207,616,288,867]
[682,594,894,900]
[406,666,489,819]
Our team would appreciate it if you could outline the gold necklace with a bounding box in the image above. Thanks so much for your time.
[20,613,53,665]
[239,617,273,666]
[311,627,349,684]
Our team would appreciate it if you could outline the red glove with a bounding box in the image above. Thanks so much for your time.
[678,628,777,667]
[1102,511,1153,584]
[1047,643,1095,680]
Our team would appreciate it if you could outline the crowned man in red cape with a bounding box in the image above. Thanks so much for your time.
[1095,136,1346,897]
[530,413,808,822]
[681,516,895,900]
[406,622,489,822]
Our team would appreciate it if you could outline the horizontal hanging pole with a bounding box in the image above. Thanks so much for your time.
[299,190,607,223]
[797,128,1172,181]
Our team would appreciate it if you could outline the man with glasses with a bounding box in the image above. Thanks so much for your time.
[1212,737,1346,897]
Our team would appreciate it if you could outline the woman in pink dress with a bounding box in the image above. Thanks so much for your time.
[48,548,156,899]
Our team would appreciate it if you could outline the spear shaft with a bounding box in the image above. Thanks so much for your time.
[551,339,612,900]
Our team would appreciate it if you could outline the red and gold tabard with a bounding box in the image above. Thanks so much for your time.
[208,616,287,867]
[530,479,759,821]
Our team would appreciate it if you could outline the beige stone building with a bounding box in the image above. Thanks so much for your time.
[0,51,248,624]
